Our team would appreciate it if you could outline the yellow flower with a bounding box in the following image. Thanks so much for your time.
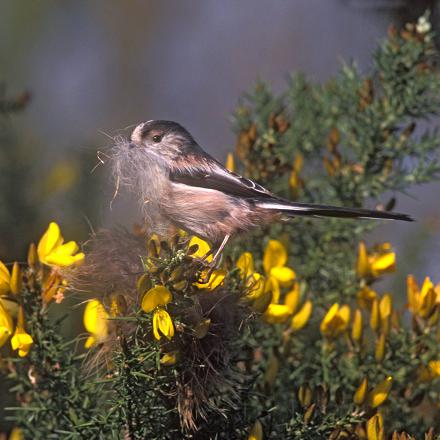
[375,333,386,363]
[11,307,33,357]
[160,352,177,366]
[236,252,266,300]
[320,303,350,338]
[0,301,13,348]
[357,286,377,310]
[370,299,380,332]
[353,377,368,405]
[290,300,313,332]
[195,269,226,290]
[153,308,174,340]
[368,376,393,408]
[188,236,212,262]
[351,309,363,343]
[237,252,255,280]
[418,361,440,382]
[141,286,172,313]
[252,288,273,314]
[9,428,24,440]
[83,299,108,348]
[41,272,65,304]
[284,282,300,314]
[407,275,437,319]
[248,419,263,440]
[367,413,384,440]
[428,360,440,378]
[298,384,313,408]
[289,153,304,196]
[263,240,296,287]
[10,263,22,295]
[356,241,369,278]
[379,294,392,334]
[264,304,292,324]
[356,242,395,279]
[109,294,126,317]
[225,152,235,172]
[37,222,84,267]
[0,260,11,295]
[27,243,38,268]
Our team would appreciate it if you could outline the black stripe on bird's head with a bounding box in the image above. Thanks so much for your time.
[129,120,198,158]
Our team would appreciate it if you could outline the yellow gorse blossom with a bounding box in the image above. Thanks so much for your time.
[0,301,13,348]
[188,236,212,262]
[37,222,85,267]
[0,260,11,295]
[41,272,66,304]
[263,240,296,287]
[236,244,302,324]
[195,269,226,290]
[368,376,393,408]
[236,252,266,300]
[284,282,300,313]
[357,286,377,310]
[225,152,235,172]
[141,286,172,313]
[375,333,386,363]
[264,281,311,326]
[379,294,392,334]
[370,299,380,332]
[417,360,440,382]
[83,299,109,348]
[351,308,363,343]
[367,413,384,440]
[407,275,437,319]
[248,419,263,440]
[320,303,350,338]
[160,351,177,366]
[290,300,313,332]
[11,307,33,357]
[289,153,304,196]
[356,241,396,279]
[10,262,22,295]
[188,236,226,290]
[354,377,368,405]
[140,285,175,342]
[0,261,19,317]
[298,384,313,408]
[264,303,292,324]
[152,308,174,340]
[428,360,440,377]
[9,428,24,440]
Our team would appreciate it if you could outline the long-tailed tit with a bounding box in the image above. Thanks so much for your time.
[112,120,412,261]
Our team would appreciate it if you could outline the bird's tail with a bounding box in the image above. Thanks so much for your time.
[257,200,413,222]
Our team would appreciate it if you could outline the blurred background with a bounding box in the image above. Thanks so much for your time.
[0,0,439,291]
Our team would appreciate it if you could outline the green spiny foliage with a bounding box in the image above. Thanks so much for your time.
[6,267,110,439]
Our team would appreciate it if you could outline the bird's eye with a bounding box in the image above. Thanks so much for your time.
[152,135,162,143]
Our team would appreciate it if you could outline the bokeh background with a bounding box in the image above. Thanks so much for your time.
[1,1,439,310]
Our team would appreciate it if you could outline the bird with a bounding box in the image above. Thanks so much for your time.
[113,120,413,263]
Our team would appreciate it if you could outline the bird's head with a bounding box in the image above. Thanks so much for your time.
[128,120,196,159]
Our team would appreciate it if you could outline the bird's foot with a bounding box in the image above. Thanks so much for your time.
[197,264,216,284]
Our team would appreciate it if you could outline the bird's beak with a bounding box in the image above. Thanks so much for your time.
[128,142,136,149]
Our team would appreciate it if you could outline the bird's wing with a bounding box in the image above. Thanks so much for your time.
[169,158,274,200]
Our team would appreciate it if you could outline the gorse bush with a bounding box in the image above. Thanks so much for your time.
[0,13,439,440]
